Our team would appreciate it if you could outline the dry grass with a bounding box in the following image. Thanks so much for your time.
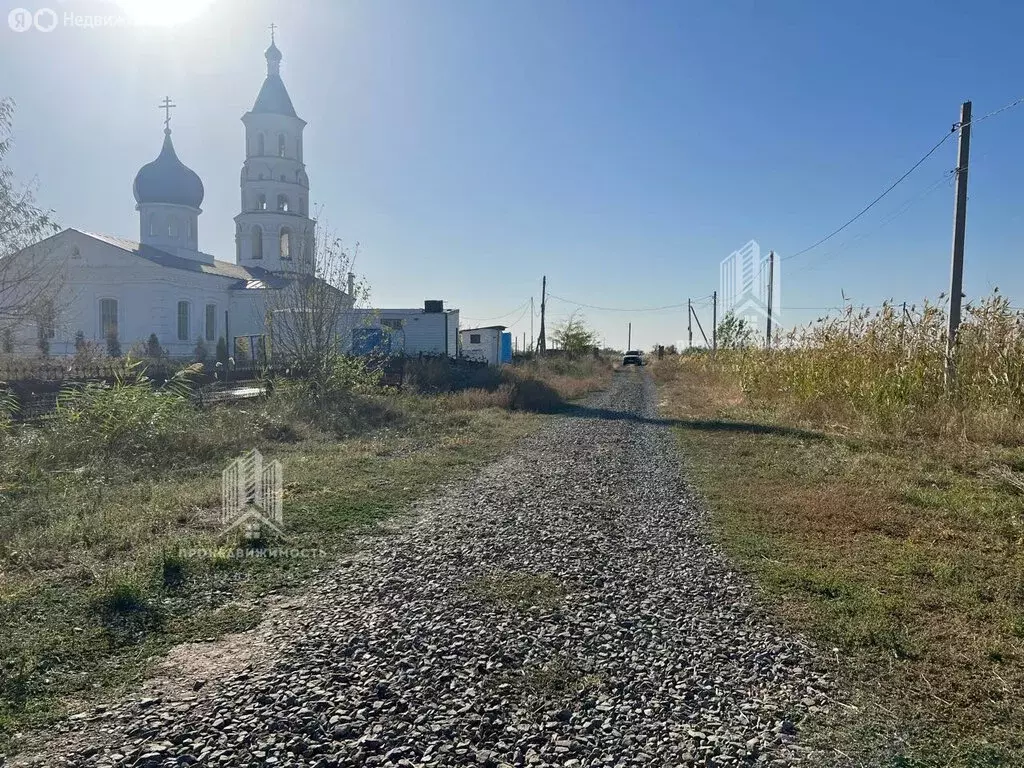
[713,292,1024,443]
[652,349,1024,766]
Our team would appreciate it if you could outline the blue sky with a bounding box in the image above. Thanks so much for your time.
[2,0,1023,350]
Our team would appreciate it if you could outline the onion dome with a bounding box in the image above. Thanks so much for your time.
[132,128,205,209]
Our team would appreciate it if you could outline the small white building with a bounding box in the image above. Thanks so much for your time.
[460,325,507,366]
[351,301,460,357]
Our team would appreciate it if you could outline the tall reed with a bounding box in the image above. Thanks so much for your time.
[685,292,1024,442]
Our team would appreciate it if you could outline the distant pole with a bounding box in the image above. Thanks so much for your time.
[712,290,718,356]
[530,297,534,352]
[946,100,972,390]
[538,276,547,353]
[627,322,631,350]
[687,299,692,349]
[765,250,775,349]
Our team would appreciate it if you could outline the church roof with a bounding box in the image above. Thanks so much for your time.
[76,230,291,289]
[133,130,205,209]
[251,40,297,117]
[251,74,297,117]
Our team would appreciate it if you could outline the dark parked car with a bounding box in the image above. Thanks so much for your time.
[622,350,644,366]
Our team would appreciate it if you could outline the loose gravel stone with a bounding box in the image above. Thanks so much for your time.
[22,372,832,767]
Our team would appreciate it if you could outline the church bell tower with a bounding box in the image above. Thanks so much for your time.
[234,27,315,273]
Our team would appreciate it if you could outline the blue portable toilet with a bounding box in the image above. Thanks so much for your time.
[500,332,512,364]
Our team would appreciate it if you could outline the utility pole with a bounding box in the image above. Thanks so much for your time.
[687,299,692,349]
[712,290,717,356]
[538,277,547,353]
[530,297,534,353]
[765,250,775,349]
[627,322,631,350]
[946,100,971,389]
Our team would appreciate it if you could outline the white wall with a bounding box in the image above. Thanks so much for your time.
[5,230,238,358]
[351,308,460,357]
[460,328,503,366]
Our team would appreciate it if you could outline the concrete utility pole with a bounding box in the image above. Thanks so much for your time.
[627,322,631,350]
[538,277,547,353]
[687,299,693,349]
[765,250,775,349]
[530,297,534,353]
[712,290,718,356]
[946,100,972,389]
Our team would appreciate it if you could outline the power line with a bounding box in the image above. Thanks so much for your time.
[782,131,954,263]
[547,293,690,313]
[460,299,530,323]
[782,93,1024,266]
[789,170,954,276]
[501,302,532,330]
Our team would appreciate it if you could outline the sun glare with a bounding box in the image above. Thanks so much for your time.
[115,0,214,27]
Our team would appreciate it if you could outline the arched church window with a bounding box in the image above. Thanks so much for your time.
[280,174,286,182]
[278,133,286,158]
[280,227,291,260]
[297,135,302,162]
[252,226,263,259]
[186,218,193,241]
[257,194,267,211]
[99,298,118,338]
[299,196,306,215]
[277,194,290,212]
[257,133,265,156]
[168,218,178,238]
[177,301,190,341]
[148,214,157,237]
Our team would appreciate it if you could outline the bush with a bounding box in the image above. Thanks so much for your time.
[146,333,163,359]
[194,337,208,363]
[46,359,202,465]
[506,375,563,412]
[405,357,503,394]
[105,329,121,357]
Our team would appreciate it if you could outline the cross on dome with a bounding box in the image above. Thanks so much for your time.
[159,96,176,132]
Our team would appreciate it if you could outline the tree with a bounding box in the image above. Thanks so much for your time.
[0,98,61,334]
[551,311,599,354]
[215,336,229,365]
[264,223,368,373]
[194,336,208,363]
[105,328,121,357]
[716,312,756,350]
[146,333,162,359]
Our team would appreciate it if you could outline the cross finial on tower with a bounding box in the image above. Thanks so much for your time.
[159,96,176,132]
[268,22,276,43]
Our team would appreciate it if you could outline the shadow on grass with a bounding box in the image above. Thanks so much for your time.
[559,403,825,441]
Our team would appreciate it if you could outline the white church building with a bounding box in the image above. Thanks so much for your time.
[4,35,355,362]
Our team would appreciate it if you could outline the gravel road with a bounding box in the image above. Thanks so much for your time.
[24,370,833,767]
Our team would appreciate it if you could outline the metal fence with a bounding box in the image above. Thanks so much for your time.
[0,353,486,422]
